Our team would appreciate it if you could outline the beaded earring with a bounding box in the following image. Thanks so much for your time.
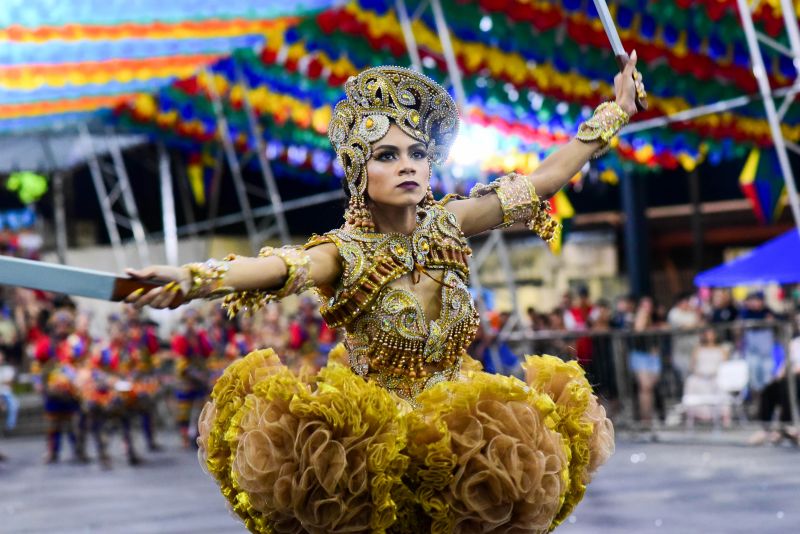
[422,186,436,207]
[345,192,376,232]
[420,160,436,208]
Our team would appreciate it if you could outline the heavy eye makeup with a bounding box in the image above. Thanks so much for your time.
[372,144,428,161]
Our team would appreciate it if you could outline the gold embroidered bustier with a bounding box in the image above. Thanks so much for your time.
[306,204,479,402]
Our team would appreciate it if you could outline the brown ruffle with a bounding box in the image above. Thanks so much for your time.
[406,373,569,533]
[199,351,613,533]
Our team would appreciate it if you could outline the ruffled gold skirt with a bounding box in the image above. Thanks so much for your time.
[197,347,614,534]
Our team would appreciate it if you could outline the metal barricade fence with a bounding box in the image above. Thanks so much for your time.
[500,320,799,432]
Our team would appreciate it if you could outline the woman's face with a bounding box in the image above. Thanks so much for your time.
[365,124,430,209]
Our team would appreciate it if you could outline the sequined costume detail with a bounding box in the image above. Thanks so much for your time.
[328,66,459,197]
[576,101,630,158]
[469,172,561,242]
[306,203,477,403]
[219,246,314,317]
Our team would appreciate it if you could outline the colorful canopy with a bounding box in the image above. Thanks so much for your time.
[3,0,798,183]
[0,0,337,133]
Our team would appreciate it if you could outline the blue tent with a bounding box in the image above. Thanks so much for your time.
[694,230,800,287]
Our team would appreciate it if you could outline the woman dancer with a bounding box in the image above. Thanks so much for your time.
[127,58,644,532]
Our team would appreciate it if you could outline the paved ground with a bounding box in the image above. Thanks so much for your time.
[560,432,800,534]
[1,430,798,533]
[0,433,241,534]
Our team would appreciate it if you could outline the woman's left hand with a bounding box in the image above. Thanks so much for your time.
[614,49,645,117]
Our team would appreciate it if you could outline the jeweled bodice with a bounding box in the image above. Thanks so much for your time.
[307,204,479,402]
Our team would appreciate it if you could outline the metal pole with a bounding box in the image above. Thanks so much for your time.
[158,143,179,266]
[205,143,225,257]
[80,125,127,270]
[779,0,800,68]
[107,127,151,265]
[778,0,800,127]
[620,84,799,135]
[39,135,68,264]
[205,69,260,252]
[736,0,800,235]
[429,0,467,110]
[395,0,423,71]
[52,172,68,265]
[621,169,651,297]
[234,60,291,244]
[146,189,345,240]
[173,153,198,237]
[689,168,704,272]
[472,230,499,267]
[612,331,633,424]
[495,234,521,320]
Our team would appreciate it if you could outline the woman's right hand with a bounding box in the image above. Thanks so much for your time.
[124,265,191,310]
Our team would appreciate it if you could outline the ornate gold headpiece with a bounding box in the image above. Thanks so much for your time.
[328,66,460,197]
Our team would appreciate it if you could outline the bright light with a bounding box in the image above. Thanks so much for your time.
[450,124,502,166]
[479,15,493,32]
[422,56,437,69]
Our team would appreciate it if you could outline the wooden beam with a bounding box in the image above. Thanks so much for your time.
[652,224,793,248]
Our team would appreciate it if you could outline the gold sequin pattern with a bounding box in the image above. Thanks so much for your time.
[310,204,479,403]
[183,259,233,300]
[576,101,630,158]
[469,172,561,242]
[327,66,460,198]
[220,245,313,317]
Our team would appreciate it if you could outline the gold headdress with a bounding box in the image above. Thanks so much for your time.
[328,66,459,228]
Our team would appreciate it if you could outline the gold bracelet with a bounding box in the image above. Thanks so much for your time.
[469,173,560,242]
[257,246,314,298]
[221,246,314,317]
[183,259,233,300]
[576,101,630,158]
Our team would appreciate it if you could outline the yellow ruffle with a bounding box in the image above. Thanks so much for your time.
[199,349,408,534]
[407,370,573,534]
[522,354,615,529]
[199,350,613,533]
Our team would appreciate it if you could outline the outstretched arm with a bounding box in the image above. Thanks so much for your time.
[125,242,341,310]
[446,52,643,238]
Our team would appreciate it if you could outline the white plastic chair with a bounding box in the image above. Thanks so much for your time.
[716,359,749,424]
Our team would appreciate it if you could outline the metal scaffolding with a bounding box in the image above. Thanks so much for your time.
[735,0,800,237]
[79,124,151,270]
[158,142,180,266]
[204,62,292,254]
[736,0,800,426]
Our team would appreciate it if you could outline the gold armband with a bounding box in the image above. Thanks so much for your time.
[469,172,560,242]
[576,101,630,158]
[183,259,233,300]
[221,245,314,317]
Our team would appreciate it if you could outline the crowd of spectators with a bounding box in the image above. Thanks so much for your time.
[515,287,800,442]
